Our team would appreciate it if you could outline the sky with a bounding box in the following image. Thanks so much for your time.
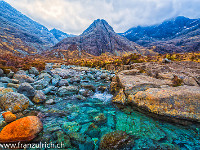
[4,0,200,35]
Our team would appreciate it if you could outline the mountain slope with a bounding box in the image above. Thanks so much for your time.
[53,19,153,56]
[122,16,200,53]
[50,28,76,42]
[0,0,58,55]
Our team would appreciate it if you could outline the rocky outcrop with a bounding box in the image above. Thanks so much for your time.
[0,116,43,143]
[112,62,200,122]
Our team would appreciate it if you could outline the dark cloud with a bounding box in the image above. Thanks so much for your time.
[4,0,200,34]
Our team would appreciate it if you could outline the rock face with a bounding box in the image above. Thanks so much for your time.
[0,92,29,113]
[112,62,200,122]
[0,1,58,56]
[0,116,43,143]
[53,19,153,56]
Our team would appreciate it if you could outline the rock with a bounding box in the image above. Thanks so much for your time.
[117,74,172,95]
[84,123,100,138]
[42,86,55,94]
[7,83,20,89]
[162,58,171,63]
[62,122,81,133]
[32,90,46,104]
[183,77,199,86]
[34,78,50,90]
[0,69,4,76]
[10,79,19,84]
[38,73,51,80]
[14,74,34,83]
[16,70,27,75]
[0,88,13,97]
[52,74,61,86]
[157,72,174,80]
[69,77,81,84]
[51,68,73,79]
[112,89,126,104]
[94,113,107,125]
[0,77,11,83]
[80,89,94,97]
[99,131,134,150]
[57,86,79,96]
[120,69,140,75]
[58,79,69,87]
[18,83,35,99]
[2,111,16,123]
[0,92,29,113]
[97,86,107,93]
[7,71,14,78]
[76,95,87,101]
[45,99,55,105]
[0,116,43,143]
[81,84,96,92]
[100,73,108,79]
[128,86,200,122]
[29,67,39,76]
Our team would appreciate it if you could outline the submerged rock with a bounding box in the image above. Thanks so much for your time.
[0,116,43,143]
[99,131,134,150]
[94,113,107,125]
[0,92,29,113]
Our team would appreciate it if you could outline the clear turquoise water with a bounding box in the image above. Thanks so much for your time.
[32,71,200,150]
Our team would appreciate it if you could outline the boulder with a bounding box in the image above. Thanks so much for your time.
[0,116,43,143]
[183,77,199,86]
[58,79,69,87]
[52,74,61,86]
[57,86,79,96]
[99,131,134,150]
[29,67,39,76]
[2,111,16,123]
[18,83,35,99]
[32,90,46,104]
[0,92,29,113]
[38,73,52,80]
[93,113,107,125]
[14,74,34,83]
[157,72,174,80]
[34,78,50,90]
[16,70,27,75]
[128,86,200,122]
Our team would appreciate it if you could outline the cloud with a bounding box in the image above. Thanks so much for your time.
[4,0,200,34]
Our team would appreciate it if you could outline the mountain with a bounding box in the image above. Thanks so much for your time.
[50,28,76,42]
[53,19,153,56]
[0,0,58,56]
[122,16,200,53]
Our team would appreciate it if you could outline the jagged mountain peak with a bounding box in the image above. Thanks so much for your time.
[81,19,114,36]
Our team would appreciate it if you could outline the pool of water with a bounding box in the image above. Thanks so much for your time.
[30,69,200,150]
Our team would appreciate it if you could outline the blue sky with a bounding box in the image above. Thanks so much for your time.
[4,0,200,35]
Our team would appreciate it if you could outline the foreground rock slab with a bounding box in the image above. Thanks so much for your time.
[128,86,200,122]
[0,116,43,143]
